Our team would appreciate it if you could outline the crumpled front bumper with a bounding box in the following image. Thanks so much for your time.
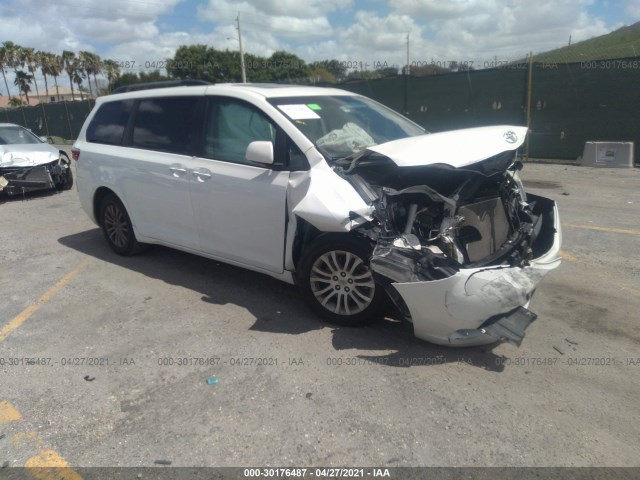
[0,159,69,196]
[392,199,562,347]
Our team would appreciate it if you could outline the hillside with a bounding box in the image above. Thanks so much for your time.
[532,21,640,62]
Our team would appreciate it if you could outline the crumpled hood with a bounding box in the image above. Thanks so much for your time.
[0,143,60,168]
[366,125,528,168]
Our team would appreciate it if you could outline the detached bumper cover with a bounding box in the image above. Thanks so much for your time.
[392,199,562,347]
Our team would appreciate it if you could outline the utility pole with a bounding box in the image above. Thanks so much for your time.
[525,51,534,161]
[236,13,247,83]
[404,32,410,115]
[406,32,410,75]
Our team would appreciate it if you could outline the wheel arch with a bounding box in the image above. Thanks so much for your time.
[290,217,375,274]
[93,187,118,226]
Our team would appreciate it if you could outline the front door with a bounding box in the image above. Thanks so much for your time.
[189,97,289,273]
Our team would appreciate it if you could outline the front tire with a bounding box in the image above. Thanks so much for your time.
[57,166,73,191]
[298,234,385,326]
[99,194,143,255]
[56,153,73,191]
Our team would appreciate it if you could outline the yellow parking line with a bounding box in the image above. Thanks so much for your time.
[0,259,90,343]
[559,250,640,295]
[1,402,82,479]
[0,400,22,424]
[559,250,583,263]
[25,450,83,480]
[565,223,640,236]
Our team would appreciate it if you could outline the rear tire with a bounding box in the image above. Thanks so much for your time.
[99,193,144,255]
[297,234,385,327]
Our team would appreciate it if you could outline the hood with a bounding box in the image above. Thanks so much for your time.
[0,143,60,168]
[366,125,528,168]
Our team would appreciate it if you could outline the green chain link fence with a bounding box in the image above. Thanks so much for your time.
[1,99,94,141]
[339,58,640,164]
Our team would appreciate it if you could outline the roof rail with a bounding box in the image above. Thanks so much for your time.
[111,80,212,94]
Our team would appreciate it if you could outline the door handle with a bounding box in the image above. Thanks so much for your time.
[169,165,188,177]
[193,169,212,181]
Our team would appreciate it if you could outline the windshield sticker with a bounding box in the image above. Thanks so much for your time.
[277,104,321,120]
[307,103,322,110]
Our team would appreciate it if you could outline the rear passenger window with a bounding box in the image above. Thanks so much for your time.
[86,100,134,145]
[132,97,200,155]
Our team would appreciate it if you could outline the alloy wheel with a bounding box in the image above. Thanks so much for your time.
[309,250,375,315]
[103,203,130,249]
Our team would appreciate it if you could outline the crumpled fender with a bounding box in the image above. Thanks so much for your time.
[287,148,374,232]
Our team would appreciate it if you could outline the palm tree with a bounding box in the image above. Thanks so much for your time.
[91,53,102,97]
[103,59,121,93]
[0,43,14,101]
[22,47,41,102]
[79,51,102,98]
[79,51,94,98]
[72,58,85,100]
[62,50,77,100]
[37,51,54,100]
[50,54,63,101]
[2,41,22,99]
[14,70,33,103]
[8,43,24,74]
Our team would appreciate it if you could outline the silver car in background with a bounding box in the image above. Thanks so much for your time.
[0,123,73,196]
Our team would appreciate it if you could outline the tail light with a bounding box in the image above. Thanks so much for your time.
[71,148,80,161]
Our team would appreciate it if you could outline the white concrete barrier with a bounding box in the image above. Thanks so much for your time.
[581,141,634,168]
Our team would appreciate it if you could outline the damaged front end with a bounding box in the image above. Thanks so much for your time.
[0,158,72,196]
[333,129,561,347]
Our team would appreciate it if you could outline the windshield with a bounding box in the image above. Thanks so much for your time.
[0,126,44,145]
[268,95,425,160]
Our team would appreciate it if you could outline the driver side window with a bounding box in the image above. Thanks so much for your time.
[204,98,276,165]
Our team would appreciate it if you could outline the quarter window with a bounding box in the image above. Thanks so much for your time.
[132,97,200,155]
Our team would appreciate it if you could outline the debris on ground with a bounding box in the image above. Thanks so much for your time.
[206,375,219,385]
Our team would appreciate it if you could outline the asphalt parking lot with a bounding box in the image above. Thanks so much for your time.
[1,155,639,470]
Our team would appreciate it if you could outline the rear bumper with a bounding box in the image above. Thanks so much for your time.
[392,198,562,347]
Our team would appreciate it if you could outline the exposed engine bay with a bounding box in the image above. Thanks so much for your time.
[331,149,559,336]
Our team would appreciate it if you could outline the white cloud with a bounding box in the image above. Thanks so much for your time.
[388,0,611,63]
[197,0,338,39]
[389,0,498,19]
[0,0,625,97]
[622,0,640,20]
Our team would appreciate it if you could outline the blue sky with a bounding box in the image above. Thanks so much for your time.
[1,0,639,95]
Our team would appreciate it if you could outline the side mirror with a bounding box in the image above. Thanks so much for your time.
[246,141,274,165]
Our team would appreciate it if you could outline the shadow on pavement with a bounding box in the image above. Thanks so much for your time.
[59,228,504,372]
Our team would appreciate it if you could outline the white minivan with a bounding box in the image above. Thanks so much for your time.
[73,82,561,347]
